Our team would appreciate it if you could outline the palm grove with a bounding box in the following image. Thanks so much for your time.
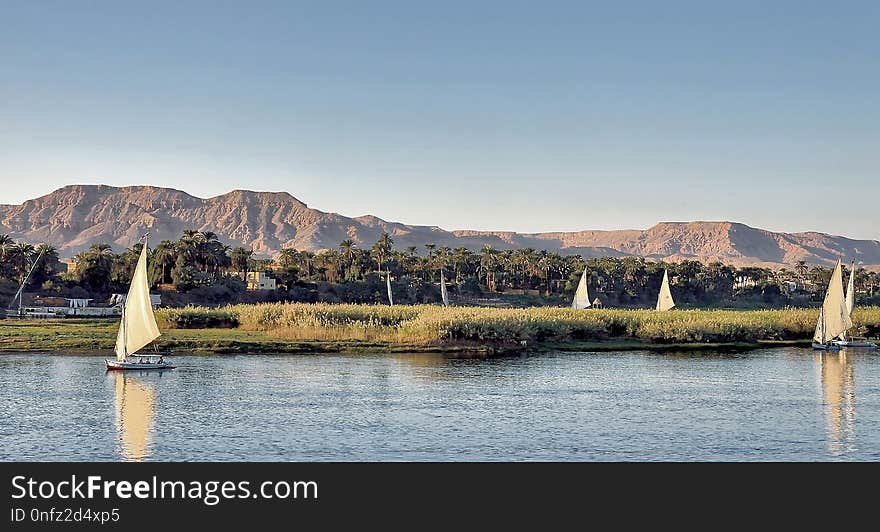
[1,231,879,310]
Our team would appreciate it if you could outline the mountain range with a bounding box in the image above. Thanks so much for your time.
[1,184,879,268]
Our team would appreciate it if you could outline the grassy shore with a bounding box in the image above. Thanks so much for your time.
[2,304,877,354]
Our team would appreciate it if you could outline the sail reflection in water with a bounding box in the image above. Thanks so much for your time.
[113,372,158,461]
[816,352,856,456]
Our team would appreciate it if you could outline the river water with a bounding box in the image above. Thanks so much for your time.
[1,348,878,461]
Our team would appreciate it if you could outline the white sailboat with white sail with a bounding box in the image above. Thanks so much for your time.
[812,259,854,351]
[440,270,450,307]
[655,269,675,311]
[571,267,591,309]
[106,236,173,370]
[832,261,876,349]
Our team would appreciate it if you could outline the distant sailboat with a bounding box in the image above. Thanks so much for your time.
[655,269,675,311]
[833,261,876,348]
[386,272,394,306]
[106,236,173,370]
[440,270,450,307]
[571,267,591,309]
[812,259,854,350]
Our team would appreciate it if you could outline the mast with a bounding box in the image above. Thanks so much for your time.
[386,273,394,306]
[440,270,449,307]
[8,247,46,316]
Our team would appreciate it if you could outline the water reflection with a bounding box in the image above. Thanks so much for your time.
[816,352,856,456]
[112,372,158,461]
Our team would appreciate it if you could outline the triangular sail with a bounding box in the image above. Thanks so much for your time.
[114,241,161,361]
[839,263,856,340]
[571,267,591,309]
[655,269,675,311]
[440,270,449,307]
[814,259,852,344]
[386,273,394,306]
[814,307,825,344]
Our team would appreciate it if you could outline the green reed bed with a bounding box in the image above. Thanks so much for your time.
[154,304,880,345]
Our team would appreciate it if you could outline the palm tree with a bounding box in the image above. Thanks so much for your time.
[151,240,177,284]
[0,234,15,280]
[479,246,498,291]
[230,247,253,280]
[451,247,472,285]
[30,243,59,287]
[371,233,394,274]
[277,248,300,269]
[7,242,35,284]
[315,250,341,283]
[0,234,13,261]
[794,260,808,289]
[339,240,357,278]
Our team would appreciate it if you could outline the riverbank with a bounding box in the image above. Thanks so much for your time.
[4,302,869,354]
[0,318,811,355]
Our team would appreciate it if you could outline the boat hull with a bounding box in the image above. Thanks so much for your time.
[831,340,877,349]
[106,359,175,370]
[812,342,843,351]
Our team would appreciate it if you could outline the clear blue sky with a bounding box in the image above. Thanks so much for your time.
[1,1,878,239]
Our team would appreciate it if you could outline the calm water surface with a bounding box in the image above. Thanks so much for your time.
[1,348,879,461]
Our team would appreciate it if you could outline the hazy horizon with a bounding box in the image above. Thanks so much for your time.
[2,2,878,240]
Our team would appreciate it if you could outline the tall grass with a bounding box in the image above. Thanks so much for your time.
[154,304,880,345]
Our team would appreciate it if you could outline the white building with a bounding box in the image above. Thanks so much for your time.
[246,271,276,290]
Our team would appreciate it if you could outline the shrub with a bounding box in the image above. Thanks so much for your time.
[151,303,880,345]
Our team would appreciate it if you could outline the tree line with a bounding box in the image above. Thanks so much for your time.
[1,231,879,309]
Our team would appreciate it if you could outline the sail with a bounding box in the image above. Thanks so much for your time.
[571,267,591,309]
[839,263,856,340]
[845,263,855,317]
[815,259,852,344]
[655,269,675,311]
[386,273,394,306]
[440,270,449,307]
[114,242,161,360]
[813,307,825,344]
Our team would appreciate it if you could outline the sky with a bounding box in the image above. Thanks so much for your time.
[1,1,878,239]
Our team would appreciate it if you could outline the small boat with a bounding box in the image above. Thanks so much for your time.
[833,337,877,348]
[105,236,174,370]
[107,355,174,371]
[440,270,450,307]
[571,267,591,309]
[831,261,876,349]
[813,259,853,351]
[655,269,675,311]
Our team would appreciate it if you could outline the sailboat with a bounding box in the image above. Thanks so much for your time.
[106,236,174,370]
[440,270,450,307]
[655,269,675,311]
[571,267,591,309]
[832,261,876,348]
[812,259,853,351]
[386,272,394,306]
